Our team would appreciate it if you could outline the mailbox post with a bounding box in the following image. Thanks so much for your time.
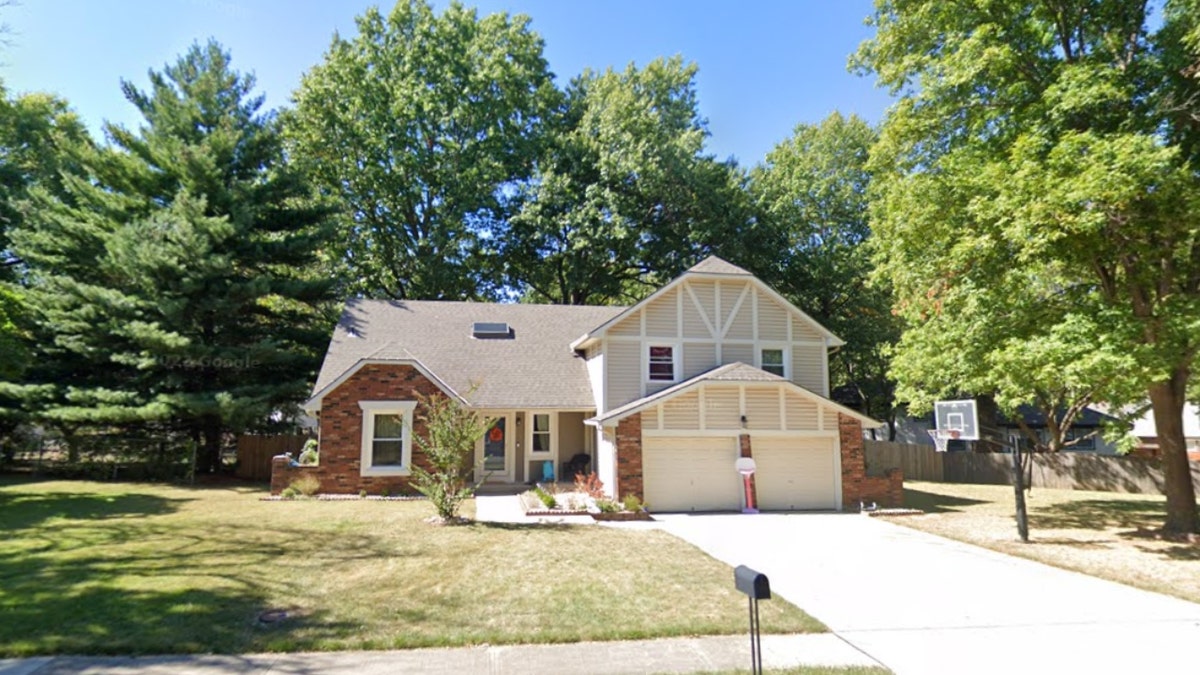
[734,565,771,675]
[735,457,758,514]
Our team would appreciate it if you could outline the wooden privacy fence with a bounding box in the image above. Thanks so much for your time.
[236,434,312,481]
[864,439,1200,495]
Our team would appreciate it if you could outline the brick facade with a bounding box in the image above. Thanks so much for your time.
[270,363,447,495]
[839,413,903,508]
[615,413,643,500]
[738,433,757,508]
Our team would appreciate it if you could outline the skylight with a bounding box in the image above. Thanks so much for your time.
[472,322,512,339]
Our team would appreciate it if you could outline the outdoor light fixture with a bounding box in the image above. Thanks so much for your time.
[740,414,747,428]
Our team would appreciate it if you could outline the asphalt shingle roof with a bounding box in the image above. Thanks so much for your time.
[312,300,626,409]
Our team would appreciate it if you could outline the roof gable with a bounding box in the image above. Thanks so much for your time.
[571,257,843,349]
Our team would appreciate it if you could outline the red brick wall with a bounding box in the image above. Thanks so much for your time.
[739,433,757,508]
[615,414,643,500]
[270,364,446,495]
[840,413,903,509]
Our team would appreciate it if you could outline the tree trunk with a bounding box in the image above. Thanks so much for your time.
[1148,376,1200,534]
[1012,445,1030,542]
[200,416,222,474]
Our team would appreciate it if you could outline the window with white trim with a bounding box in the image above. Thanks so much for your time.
[531,413,552,454]
[647,345,676,382]
[359,401,417,475]
[760,347,787,378]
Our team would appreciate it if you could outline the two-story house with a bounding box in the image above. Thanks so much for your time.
[274,257,900,511]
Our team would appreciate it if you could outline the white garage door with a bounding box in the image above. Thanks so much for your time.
[643,436,742,512]
[753,437,837,511]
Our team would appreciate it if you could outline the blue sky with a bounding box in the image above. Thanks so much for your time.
[1,0,891,166]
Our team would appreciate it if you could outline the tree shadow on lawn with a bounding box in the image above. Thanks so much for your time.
[0,490,190,531]
[0,518,409,656]
[1028,498,1165,532]
[902,487,989,513]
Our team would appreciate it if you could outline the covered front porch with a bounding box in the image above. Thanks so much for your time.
[473,409,595,485]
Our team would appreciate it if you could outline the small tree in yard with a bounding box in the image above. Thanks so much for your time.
[411,392,488,523]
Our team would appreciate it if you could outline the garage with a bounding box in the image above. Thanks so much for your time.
[643,436,742,512]
[753,437,838,510]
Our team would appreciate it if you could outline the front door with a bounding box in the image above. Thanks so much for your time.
[482,415,513,482]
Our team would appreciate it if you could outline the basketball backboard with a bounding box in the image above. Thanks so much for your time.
[934,399,979,440]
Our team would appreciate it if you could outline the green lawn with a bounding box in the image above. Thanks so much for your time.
[0,478,823,656]
[889,481,1200,603]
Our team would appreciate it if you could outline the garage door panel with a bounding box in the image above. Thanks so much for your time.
[643,436,741,512]
[754,437,837,511]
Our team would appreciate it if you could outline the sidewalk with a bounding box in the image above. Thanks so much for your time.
[0,634,881,674]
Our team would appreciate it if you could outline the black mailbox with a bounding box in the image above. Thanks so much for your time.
[734,565,771,600]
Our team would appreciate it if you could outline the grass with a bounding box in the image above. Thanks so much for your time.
[889,481,1200,603]
[0,478,823,657]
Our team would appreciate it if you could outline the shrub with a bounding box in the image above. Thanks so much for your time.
[359,489,368,498]
[289,474,320,497]
[298,439,319,466]
[533,485,557,509]
[574,472,605,499]
[280,487,299,500]
[595,498,621,513]
[411,391,488,522]
[622,494,645,512]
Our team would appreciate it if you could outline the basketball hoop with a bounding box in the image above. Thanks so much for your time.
[928,428,961,453]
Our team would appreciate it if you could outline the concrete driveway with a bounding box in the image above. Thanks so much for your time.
[657,512,1200,675]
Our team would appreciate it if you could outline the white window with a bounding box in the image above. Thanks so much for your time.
[647,345,677,382]
[759,347,787,378]
[531,413,552,454]
[359,401,418,475]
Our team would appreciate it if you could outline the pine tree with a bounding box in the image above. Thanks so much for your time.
[12,41,335,471]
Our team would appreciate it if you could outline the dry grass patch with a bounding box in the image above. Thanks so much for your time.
[0,478,822,656]
[888,481,1200,603]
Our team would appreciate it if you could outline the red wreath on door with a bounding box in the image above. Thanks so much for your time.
[489,426,504,443]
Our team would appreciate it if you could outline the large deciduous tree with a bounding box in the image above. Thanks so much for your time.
[749,112,902,436]
[287,0,558,301]
[11,42,335,472]
[856,0,1200,534]
[501,56,761,305]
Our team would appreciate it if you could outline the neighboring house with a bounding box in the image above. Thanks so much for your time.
[272,257,899,511]
[997,405,1122,455]
[1127,403,1200,460]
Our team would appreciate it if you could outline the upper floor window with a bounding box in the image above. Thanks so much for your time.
[760,348,786,377]
[648,345,676,381]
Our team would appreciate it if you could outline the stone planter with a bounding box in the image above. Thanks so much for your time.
[589,510,653,522]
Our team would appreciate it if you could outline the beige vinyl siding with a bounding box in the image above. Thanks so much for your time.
[645,378,673,397]
[704,386,741,429]
[644,288,678,338]
[784,390,820,430]
[718,282,744,331]
[744,387,782,430]
[792,345,826,395]
[758,294,789,341]
[609,312,640,336]
[689,280,717,323]
[682,290,711,338]
[606,341,642,409]
[792,315,823,340]
[723,343,754,367]
[723,284,753,339]
[682,343,717,380]
[660,391,701,430]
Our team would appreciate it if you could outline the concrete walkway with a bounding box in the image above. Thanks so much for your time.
[0,634,878,674]
[657,512,1200,675]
